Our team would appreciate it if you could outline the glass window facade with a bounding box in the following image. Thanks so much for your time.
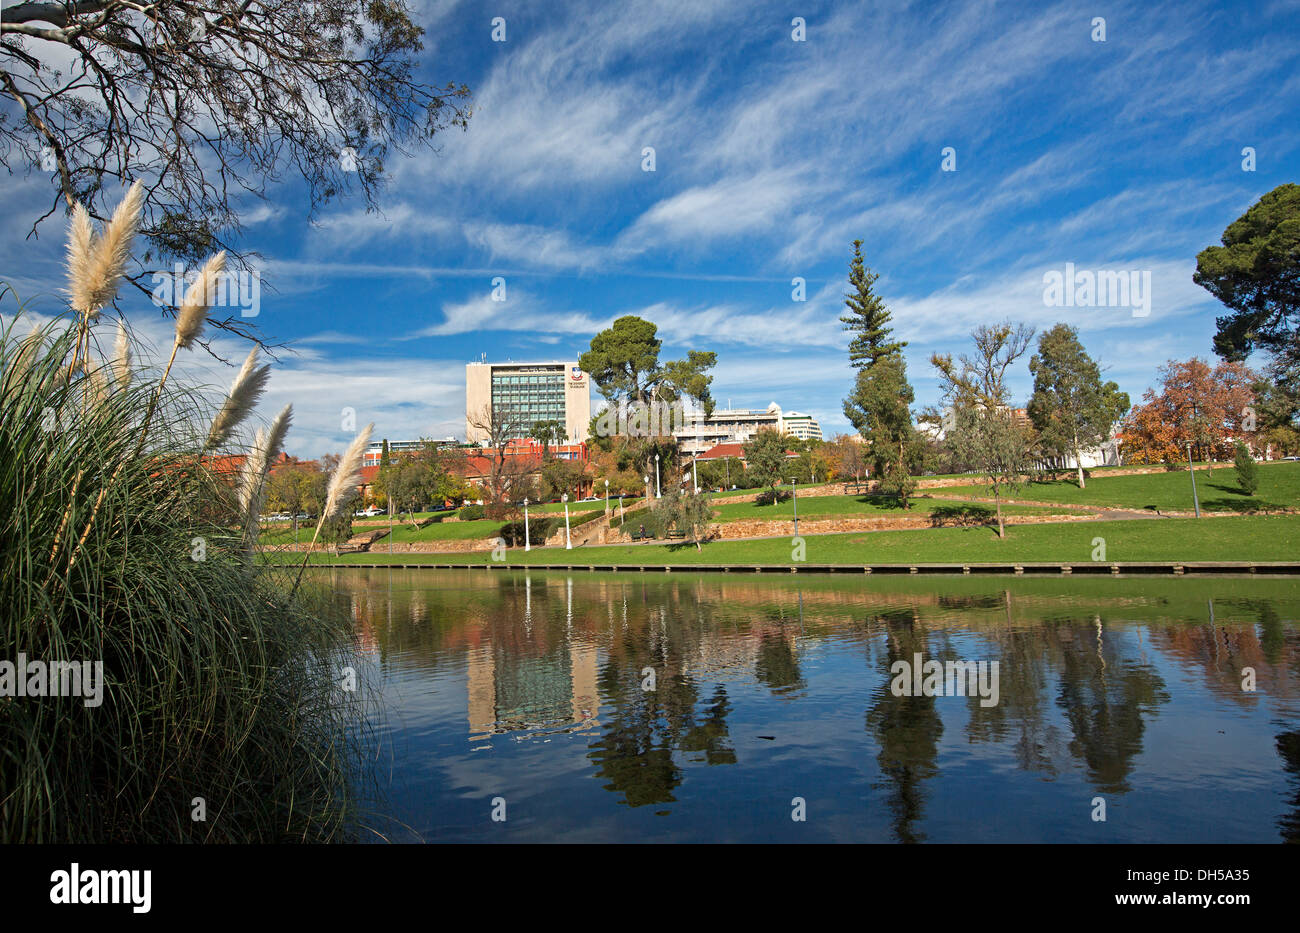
[491,366,566,429]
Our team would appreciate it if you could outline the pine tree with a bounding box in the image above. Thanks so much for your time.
[841,239,905,369]
[1234,441,1259,496]
[840,240,915,499]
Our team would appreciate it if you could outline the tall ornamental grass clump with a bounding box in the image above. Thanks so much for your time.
[0,186,367,842]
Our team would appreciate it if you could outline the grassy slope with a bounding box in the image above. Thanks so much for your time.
[937,461,1300,512]
[704,494,1069,523]
[277,514,1300,566]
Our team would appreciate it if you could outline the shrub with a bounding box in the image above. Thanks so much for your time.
[754,488,792,507]
[1234,442,1259,495]
[458,504,485,521]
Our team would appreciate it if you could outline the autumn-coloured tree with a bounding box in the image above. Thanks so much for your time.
[1120,358,1257,464]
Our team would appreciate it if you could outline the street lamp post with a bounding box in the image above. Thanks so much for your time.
[654,454,661,498]
[523,497,531,551]
[644,475,650,503]
[792,479,799,537]
[692,456,699,494]
[562,493,572,549]
[619,495,625,521]
[1187,442,1201,518]
[605,479,610,515]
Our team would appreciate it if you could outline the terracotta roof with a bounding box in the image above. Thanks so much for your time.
[696,442,747,461]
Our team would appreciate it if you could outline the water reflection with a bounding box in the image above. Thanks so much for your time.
[327,569,1300,843]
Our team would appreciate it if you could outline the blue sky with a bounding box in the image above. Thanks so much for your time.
[3,0,1299,457]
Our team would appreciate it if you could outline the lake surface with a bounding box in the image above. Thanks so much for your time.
[324,568,1300,843]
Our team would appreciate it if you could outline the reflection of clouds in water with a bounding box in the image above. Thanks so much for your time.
[320,569,1300,842]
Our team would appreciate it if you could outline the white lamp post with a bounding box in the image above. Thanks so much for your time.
[792,479,799,537]
[619,495,625,521]
[523,497,531,552]
[692,456,699,494]
[644,475,650,503]
[562,493,572,549]
[605,478,610,515]
[654,454,661,498]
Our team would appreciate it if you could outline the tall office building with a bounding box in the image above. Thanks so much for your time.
[465,360,592,444]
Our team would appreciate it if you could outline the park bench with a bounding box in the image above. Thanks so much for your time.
[629,530,651,541]
[666,529,687,540]
[842,482,870,495]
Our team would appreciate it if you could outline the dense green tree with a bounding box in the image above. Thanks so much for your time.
[844,355,918,506]
[841,240,906,369]
[1252,355,1300,456]
[579,316,717,414]
[1195,183,1300,365]
[741,429,789,495]
[1026,324,1130,488]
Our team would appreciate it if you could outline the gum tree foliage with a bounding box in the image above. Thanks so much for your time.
[742,428,789,497]
[579,315,717,413]
[0,1,469,346]
[929,322,1035,538]
[1195,184,1300,366]
[1026,324,1130,489]
[652,485,714,551]
[840,240,917,506]
[1251,355,1300,456]
[373,441,449,523]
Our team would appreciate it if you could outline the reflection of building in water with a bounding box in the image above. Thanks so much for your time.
[467,634,599,738]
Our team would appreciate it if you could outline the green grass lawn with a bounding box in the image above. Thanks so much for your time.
[937,461,1300,513]
[274,514,1300,567]
[701,494,1072,524]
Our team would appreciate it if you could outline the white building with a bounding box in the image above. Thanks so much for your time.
[674,403,784,457]
[673,403,822,456]
[782,411,822,441]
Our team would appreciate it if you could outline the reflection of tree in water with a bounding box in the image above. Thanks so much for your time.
[865,608,942,844]
[1055,617,1169,795]
[965,622,1063,778]
[680,685,737,766]
[587,584,737,808]
[1277,730,1300,843]
[755,627,806,694]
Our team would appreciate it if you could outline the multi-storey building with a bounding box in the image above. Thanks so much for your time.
[465,360,592,445]
[781,411,822,441]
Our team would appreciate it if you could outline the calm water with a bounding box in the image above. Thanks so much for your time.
[325,568,1300,843]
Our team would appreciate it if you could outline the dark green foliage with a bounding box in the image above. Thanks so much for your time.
[1235,441,1260,495]
[579,315,717,413]
[1195,183,1300,365]
[840,240,906,369]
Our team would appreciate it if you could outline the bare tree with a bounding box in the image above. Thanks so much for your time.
[928,322,1035,538]
[1,1,470,346]
[467,403,528,518]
